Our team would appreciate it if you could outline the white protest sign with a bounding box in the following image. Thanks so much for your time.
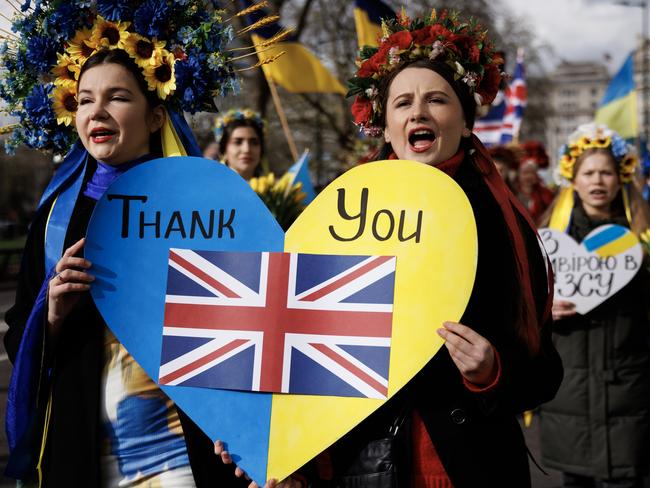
[539,224,643,314]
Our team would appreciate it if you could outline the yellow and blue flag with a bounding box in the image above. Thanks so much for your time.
[353,0,395,48]
[241,1,346,94]
[595,53,638,139]
[287,150,316,204]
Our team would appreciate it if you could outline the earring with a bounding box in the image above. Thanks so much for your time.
[462,128,471,138]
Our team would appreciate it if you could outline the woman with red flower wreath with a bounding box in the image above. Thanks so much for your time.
[321,10,562,488]
[229,9,563,488]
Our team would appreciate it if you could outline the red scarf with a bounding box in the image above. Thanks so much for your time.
[468,135,552,354]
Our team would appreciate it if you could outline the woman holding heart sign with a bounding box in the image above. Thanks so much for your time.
[239,9,563,488]
[538,124,650,488]
[1,3,264,487]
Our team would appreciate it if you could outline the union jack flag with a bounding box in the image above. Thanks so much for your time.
[158,249,396,399]
[474,48,527,146]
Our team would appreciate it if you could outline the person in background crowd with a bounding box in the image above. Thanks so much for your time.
[539,123,650,488]
[514,157,555,223]
[214,109,266,181]
[488,145,518,189]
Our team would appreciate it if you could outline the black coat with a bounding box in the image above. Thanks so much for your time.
[314,156,563,488]
[539,204,650,480]
[4,163,248,487]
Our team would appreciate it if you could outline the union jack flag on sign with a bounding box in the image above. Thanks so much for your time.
[158,249,396,399]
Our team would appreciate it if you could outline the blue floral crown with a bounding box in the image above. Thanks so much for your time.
[0,0,284,155]
[214,108,266,143]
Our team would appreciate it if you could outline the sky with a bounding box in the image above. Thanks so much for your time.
[500,0,646,75]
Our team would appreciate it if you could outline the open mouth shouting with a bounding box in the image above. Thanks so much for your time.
[90,127,116,143]
[408,127,437,153]
[588,188,608,199]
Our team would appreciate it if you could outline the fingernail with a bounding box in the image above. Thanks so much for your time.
[436,328,445,336]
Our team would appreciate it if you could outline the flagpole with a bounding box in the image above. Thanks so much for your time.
[266,78,299,162]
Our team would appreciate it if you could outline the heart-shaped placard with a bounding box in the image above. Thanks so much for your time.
[539,225,643,314]
[86,157,477,484]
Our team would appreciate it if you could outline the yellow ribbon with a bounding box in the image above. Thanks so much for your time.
[161,108,187,157]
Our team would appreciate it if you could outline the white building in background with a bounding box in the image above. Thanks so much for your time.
[546,61,610,169]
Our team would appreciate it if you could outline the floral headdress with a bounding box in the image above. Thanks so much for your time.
[214,108,266,143]
[347,9,503,136]
[0,0,281,155]
[557,123,638,184]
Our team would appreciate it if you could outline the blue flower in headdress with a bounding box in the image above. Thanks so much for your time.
[46,2,80,40]
[24,83,54,128]
[204,24,231,52]
[20,0,42,12]
[134,0,173,38]
[12,14,38,36]
[97,0,134,22]
[175,51,208,112]
[216,67,240,97]
[177,26,194,45]
[610,134,628,161]
[26,35,58,73]
[52,130,76,153]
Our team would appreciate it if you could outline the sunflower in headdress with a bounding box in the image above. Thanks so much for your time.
[90,16,131,51]
[66,27,99,66]
[123,33,166,68]
[143,49,176,99]
[50,85,78,127]
[52,53,80,88]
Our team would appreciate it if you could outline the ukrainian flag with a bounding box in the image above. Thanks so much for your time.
[241,1,346,94]
[595,53,638,139]
[353,0,395,48]
[582,224,639,258]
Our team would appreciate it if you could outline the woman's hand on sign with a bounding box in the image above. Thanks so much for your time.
[552,300,577,321]
[47,238,94,332]
[437,321,497,386]
[214,440,251,482]
[214,440,305,488]
[262,477,304,488]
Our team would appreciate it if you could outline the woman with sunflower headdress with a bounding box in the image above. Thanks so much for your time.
[538,124,650,488]
[1,2,250,486]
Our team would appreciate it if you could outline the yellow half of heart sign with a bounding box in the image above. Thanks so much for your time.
[267,160,478,481]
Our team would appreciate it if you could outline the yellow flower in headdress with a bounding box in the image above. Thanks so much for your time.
[90,16,131,51]
[52,53,81,88]
[66,27,99,66]
[619,155,638,183]
[123,33,166,68]
[143,49,176,99]
[593,136,610,148]
[559,155,575,181]
[51,85,78,127]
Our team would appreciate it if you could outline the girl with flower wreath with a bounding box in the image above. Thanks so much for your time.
[538,124,650,488]
[229,9,563,488]
[1,2,255,487]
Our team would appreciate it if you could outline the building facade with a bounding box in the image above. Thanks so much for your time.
[546,61,610,171]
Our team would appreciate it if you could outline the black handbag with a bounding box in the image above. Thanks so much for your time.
[333,403,411,488]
